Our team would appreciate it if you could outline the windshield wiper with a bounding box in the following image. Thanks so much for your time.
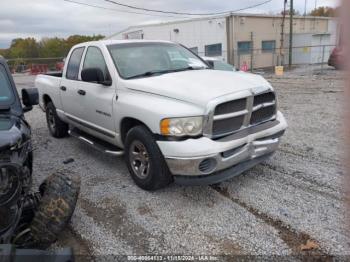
[126,66,207,79]
[173,66,207,72]
[126,70,171,79]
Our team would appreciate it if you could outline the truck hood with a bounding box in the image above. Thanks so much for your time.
[124,70,272,106]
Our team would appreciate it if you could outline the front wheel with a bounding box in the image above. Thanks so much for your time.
[125,126,173,191]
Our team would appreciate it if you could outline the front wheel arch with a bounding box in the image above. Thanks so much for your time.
[120,117,154,145]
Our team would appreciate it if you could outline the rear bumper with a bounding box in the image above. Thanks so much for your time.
[157,111,287,177]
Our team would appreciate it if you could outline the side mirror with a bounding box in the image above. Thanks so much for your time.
[22,88,39,113]
[81,68,112,86]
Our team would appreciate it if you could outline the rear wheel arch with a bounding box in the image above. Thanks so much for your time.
[46,101,68,138]
[42,94,52,110]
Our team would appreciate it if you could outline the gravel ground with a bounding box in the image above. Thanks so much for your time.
[14,66,348,258]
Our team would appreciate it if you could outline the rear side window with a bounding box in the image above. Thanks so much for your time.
[66,47,85,80]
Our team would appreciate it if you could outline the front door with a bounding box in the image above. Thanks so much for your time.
[79,46,116,139]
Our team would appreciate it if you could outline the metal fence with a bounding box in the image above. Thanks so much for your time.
[6,57,65,74]
[196,44,336,73]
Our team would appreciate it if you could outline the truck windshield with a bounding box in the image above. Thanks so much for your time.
[108,42,208,79]
[0,64,14,107]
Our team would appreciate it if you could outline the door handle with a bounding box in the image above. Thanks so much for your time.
[60,86,67,91]
[78,90,86,96]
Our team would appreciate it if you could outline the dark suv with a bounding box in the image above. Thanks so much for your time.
[0,58,80,260]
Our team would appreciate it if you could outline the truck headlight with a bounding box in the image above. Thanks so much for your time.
[160,117,203,137]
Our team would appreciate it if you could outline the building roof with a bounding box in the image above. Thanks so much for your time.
[107,13,337,39]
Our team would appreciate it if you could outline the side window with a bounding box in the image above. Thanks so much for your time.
[66,47,85,80]
[262,40,276,53]
[205,44,222,57]
[83,47,110,80]
[237,41,252,54]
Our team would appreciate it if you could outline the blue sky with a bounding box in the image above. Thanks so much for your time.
[0,0,339,48]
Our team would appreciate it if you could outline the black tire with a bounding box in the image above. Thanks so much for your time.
[46,102,68,138]
[125,125,173,191]
[30,172,81,249]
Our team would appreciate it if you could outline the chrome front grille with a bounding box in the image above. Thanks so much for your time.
[253,92,275,106]
[212,115,245,136]
[214,98,247,115]
[250,104,276,125]
[210,90,276,138]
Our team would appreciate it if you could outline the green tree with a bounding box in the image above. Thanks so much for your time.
[65,34,104,53]
[281,8,300,16]
[8,38,39,58]
[39,37,67,58]
[309,6,338,17]
[2,34,105,59]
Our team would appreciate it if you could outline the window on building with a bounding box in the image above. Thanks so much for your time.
[205,43,222,57]
[66,47,85,80]
[262,40,276,53]
[237,41,252,54]
[189,47,198,54]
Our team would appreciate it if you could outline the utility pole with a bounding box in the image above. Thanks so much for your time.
[250,32,254,72]
[289,0,293,68]
[304,0,307,16]
[280,0,287,66]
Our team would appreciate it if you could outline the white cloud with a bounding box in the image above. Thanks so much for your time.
[0,0,339,48]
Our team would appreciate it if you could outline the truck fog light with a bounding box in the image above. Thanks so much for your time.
[198,158,217,174]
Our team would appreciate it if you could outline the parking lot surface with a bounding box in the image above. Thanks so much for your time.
[14,66,348,257]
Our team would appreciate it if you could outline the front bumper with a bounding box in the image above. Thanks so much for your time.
[157,111,287,178]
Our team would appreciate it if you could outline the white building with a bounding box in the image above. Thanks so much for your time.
[107,13,339,69]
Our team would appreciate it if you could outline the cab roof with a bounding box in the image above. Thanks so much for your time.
[73,39,175,48]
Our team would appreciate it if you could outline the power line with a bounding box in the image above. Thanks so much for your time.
[63,0,191,18]
[103,0,273,16]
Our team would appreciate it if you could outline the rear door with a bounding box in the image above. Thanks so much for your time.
[79,46,116,139]
[60,46,85,122]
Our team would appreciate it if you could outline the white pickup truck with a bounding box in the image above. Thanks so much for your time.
[36,40,287,190]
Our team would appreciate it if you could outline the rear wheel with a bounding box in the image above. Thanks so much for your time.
[125,126,173,191]
[30,172,80,249]
[46,102,68,138]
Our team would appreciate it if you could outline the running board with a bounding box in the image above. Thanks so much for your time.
[68,128,124,156]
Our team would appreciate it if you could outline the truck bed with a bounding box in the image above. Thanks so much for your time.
[35,73,63,110]
[45,72,63,78]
